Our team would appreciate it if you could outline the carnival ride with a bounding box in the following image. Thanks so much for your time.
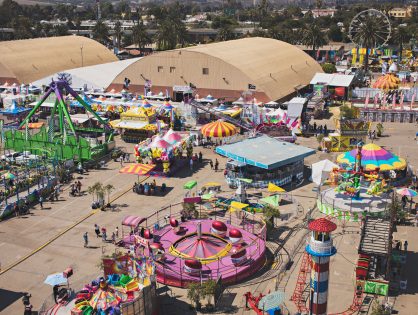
[117,200,267,288]
[4,80,114,161]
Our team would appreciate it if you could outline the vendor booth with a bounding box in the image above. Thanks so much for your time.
[216,135,315,188]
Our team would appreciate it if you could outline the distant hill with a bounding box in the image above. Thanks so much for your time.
[0,0,54,5]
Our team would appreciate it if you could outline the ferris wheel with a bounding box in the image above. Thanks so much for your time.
[348,9,391,48]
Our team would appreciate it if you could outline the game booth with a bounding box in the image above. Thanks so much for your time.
[216,135,315,188]
[317,143,408,222]
[133,129,194,176]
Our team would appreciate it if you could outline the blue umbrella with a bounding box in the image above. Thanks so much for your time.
[44,273,67,286]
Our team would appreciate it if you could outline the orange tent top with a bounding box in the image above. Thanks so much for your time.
[119,163,156,175]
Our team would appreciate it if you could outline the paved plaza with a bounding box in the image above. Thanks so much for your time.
[1,119,418,314]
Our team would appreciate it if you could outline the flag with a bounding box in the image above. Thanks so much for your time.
[365,92,369,107]
[25,122,29,141]
[411,93,416,110]
[392,93,397,108]
[374,93,379,109]
[400,92,404,110]
[0,120,4,143]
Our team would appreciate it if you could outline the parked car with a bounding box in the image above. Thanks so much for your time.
[0,152,22,163]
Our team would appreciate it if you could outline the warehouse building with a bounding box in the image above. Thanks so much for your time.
[108,37,323,102]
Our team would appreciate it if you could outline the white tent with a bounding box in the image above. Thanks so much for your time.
[31,58,141,90]
[311,159,339,186]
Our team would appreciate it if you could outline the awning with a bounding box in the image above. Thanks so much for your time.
[112,120,149,130]
[119,163,156,175]
[268,183,285,192]
[122,215,146,227]
[311,159,339,185]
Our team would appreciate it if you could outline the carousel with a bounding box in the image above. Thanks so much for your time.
[317,143,408,221]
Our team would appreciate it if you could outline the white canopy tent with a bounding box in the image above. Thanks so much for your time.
[31,58,141,90]
[311,159,339,186]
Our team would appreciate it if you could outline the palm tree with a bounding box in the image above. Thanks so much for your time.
[155,20,176,50]
[393,26,409,62]
[114,20,122,51]
[349,15,386,72]
[217,25,235,41]
[301,22,328,60]
[92,19,110,45]
[75,17,81,35]
[103,184,114,205]
[187,282,203,310]
[132,21,151,50]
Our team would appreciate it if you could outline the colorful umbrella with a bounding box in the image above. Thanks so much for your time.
[119,163,156,175]
[200,120,237,138]
[336,143,407,171]
[396,188,417,197]
[2,172,15,180]
[44,273,68,286]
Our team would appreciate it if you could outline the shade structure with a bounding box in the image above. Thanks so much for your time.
[163,129,183,144]
[200,120,237,138]
[150,139,171,149]
[311,159,339,186]
[396,188,417,197]
[337,143,407,171]
[229,201,249,212]
[119,163,156,175]
[44,273,68,286]
[203,182,221,187]
[267,182,285,192]
[260,195,281,207]
[372,74,400,90]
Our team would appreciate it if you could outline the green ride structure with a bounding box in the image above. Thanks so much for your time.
[4,80,115,161]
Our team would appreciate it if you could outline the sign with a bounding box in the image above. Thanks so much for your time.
[248,84,256,90]
[258,291,285,311]
[173,85,193,92]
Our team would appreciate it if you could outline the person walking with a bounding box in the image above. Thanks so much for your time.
[215,159,219,171]
[39,196,44,209]
[189,158,194,171]
[404,240,408,252]
[115,226,119,238]
[83,232,88,248]
[94,224,100,237]
[101,227,107,242]
[77,181,82,194]
[209,159,214,170]
[111,232,116,244]
[198,151,203,163]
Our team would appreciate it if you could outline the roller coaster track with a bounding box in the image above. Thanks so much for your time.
[189,100,254,130]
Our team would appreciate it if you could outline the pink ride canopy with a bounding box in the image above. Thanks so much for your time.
[122,215,146,227]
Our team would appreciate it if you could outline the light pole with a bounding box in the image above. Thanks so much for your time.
[80,44,84,67]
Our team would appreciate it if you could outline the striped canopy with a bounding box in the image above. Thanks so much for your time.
[201,120,237,138]
[119,163,156,175]
[337,143,406,171]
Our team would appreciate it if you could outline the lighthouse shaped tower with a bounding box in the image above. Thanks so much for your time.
[305,218,337,315]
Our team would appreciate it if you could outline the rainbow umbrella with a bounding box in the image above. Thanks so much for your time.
[2,172,15,180]
[337,143,407,171]
[200,120,237,138]
[396,188,417,197]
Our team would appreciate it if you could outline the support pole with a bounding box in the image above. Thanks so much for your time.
[19,88,53,129]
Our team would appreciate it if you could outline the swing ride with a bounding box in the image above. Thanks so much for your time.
[4,77,115,162]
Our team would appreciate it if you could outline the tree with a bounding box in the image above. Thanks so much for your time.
[104,184,114,205]
[392,26,409,62]
[328,25,343,42]
[202,279,218,308]
[187,282,203,310]
[132,21,151,50]
[217,25,235,41]
[301,22,328,60]
[52,24,69,36]
[11,16,33,39]
[74,17,81,35]
[263,205,280,232]
[114,20,122,51]
[92,19,110,45]
[370,299,390,315]
[322,63,337,73]
[340,105,356,119]
[349,13,386,72]
[155,20,176,50]
[376,123,384,137]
